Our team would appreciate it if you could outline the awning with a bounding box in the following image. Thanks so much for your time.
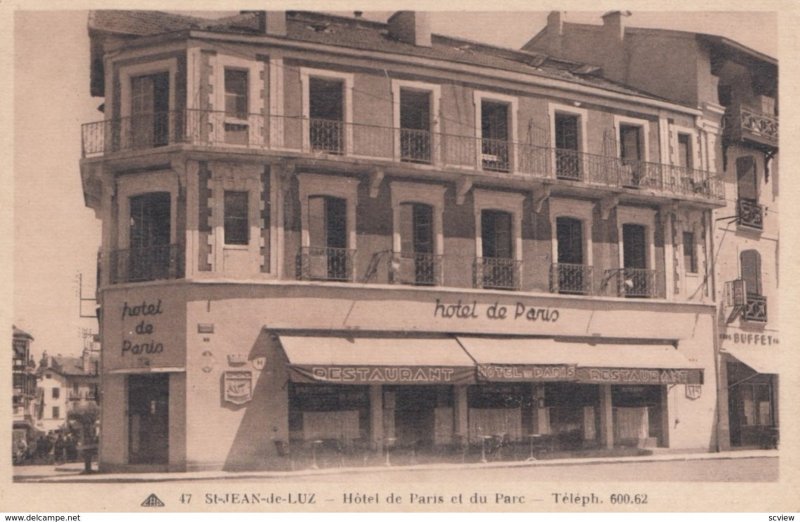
[722,345,779,375]
[108,367,186,374]
[279,335,476,385]
[456,337,703,385]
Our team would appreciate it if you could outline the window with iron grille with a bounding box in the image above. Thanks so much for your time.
[224,191,249,245]
[52,406,60,419]
[482,210,513,259]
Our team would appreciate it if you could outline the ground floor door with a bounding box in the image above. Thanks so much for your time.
[391,386,442,449]
[128,373,169,465]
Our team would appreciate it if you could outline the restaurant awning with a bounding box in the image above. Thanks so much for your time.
[722,345,779,375]
[456,337,703,385]
[279,335,476,385]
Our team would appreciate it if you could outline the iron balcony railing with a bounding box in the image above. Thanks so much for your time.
[743,294,768,322]
[109,244,184,284]
[550,263,593,295]
[296,246,355,282]
[604,268,660,299]
[737,198,764,230]
[81,110,725,201]
[474,257,521,291]
[723,103,778,148]
[390,252,442,286]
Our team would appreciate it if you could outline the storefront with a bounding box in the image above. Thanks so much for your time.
[97,283,718,472]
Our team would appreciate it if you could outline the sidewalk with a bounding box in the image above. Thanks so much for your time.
[13,449,779,483]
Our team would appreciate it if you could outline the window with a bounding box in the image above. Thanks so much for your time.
[127,192,172,282]
[555,113,581,179]
[481,101,510,171]
[307,196,349,280]
[130,72,170,148]
[399,203,436,285]
[52,407,60,419]
[677,134,692,169]
[224,191,249,245]
[740,250,762,296]
[482,210,513,259]
[557,217,584,265]
[683,232,697,273]
[554,217,589,295]
[615,117,649,187]
[620,125,642,163]
[309,77,345,153]
[399,89,432,163]
[224,69,248,118]
[620,223,653,298]
[72,383,79,393]
[736,156,758,202]
[52,388,60,399]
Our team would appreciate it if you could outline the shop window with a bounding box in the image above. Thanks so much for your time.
[481,101,510,171]
[288,384,369,443]
[309,77,345,153]
[223,191,249,246]
[544,383,600,449]
[52,388,60,399]
[683,231,697,273]
[399,89,432,163]
[555,113,581,179]
[130,72,170,148]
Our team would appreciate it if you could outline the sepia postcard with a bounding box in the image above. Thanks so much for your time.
[2,0,798,516]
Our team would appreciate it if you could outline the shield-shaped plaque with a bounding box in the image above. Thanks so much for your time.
[223,371,253,405]
[685,384,702,400]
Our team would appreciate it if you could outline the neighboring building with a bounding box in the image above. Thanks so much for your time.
[524,11,779,449]
[81,10,726,472]
[12,326,38,445]
[36,348,100,433]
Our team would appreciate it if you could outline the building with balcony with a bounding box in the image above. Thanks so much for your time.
[36,349,100,433]
[524,10,779,450]
[12,326,39,447]
[82,10,725,472]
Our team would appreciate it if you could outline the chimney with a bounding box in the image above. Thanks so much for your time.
[387,11,431,47]
[547,11,564,37]
[602,11,630,41]
[242,11,287,37]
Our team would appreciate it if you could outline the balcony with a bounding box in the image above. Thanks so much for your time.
[296,247,355,282]
[743,294,768,323]
[550,263,593,295]
[737,198,764,230]
[68,390,82,401]
[723,103,778,150]
[109,244,184,284]
[81,111,724,203]
[603,268,661,299]
[390,252,442,286]
[473,257,521,291]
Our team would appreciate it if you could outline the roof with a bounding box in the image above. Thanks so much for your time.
[40,355,99,377]
[12,325,33,341]
[87,10,666,101]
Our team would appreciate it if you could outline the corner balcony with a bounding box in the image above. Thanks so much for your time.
[81,110,725,204]
[723,103,778,150]
[109,244,184,284]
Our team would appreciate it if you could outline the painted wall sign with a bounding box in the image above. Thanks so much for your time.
[719,332,779,346]
[433,299,560,323]
[477,364,576,382]
[120,299,166,356]
[223,371,253,405]
[289,365,475,385]
[576,367,703,385]
[685,384,702,400]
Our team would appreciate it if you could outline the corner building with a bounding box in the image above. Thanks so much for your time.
[82,11,724,472]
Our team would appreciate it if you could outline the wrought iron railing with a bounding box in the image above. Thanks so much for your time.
[400,128,433,164]
[296,246,355,282]
[550,263,593,295]
[474,257,521,291]
[724,103,778,147]
[743,294,768,322]
[390,252,442,286]
[737,198,764,230]
[109,244,184,284]
[604,267,659,298]
[81,110,724,201]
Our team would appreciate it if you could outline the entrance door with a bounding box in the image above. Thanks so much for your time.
[393,387,438,449]
[128,374,169,465]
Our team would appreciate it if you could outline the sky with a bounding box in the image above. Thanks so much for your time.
[11,9,779,361]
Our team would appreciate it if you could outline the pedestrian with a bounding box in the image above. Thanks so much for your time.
[54,433,64,464]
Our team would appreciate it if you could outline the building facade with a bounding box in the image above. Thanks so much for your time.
[12,326,38,446]
[524,10,779,450]
[82,11,725,472]
[36,349,100,433]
